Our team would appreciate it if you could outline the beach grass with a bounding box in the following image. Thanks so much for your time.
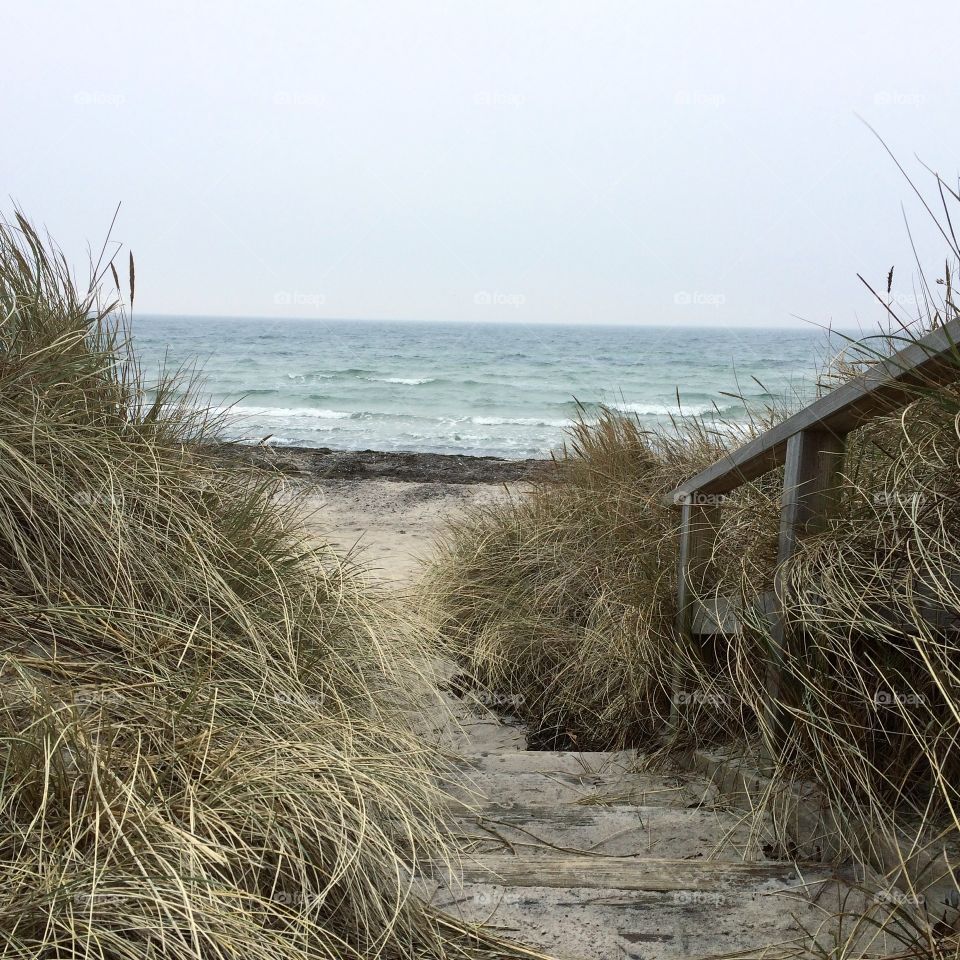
[425,178,960,953]
[0,214,538,959]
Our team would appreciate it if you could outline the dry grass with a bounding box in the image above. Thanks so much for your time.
[425,175,960,955]
[425,410,733,749]
[0,214,540,960]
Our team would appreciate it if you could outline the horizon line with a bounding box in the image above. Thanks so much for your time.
[132,312,865,333]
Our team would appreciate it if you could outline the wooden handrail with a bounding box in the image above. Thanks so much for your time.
[666,317,960,756]
[666,318,960,505]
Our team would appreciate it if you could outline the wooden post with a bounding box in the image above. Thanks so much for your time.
[672,496,721,729]
[763,428,845,760]
[676,498,721,636]
[777,429,846,562]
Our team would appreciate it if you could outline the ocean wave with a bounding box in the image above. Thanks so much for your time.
[230,401,737,430]
[232,404,351,420]
[470,415,571,427]
[361,376,436,385]
[610,400,717,417]
[234,405,448,425]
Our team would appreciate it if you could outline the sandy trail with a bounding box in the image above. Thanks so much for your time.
[296,478,514,587]
[296,475,528,754]
[293,474,871,960]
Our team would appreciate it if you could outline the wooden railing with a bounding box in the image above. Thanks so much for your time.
[666,317,960,748]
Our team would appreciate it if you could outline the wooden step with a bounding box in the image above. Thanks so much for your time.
[416,667,878,960]
[443,767,718,811]
[421,867,869,960]
[451,802,765,860]
[427,851,806,892]
[454,749,638,776]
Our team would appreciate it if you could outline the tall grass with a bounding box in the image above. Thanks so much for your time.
[426,176,960,949]
[425,405,768,750]
[0,214,520,959]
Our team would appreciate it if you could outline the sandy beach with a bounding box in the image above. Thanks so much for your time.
[296,478,518,585]
[225,446,547,585]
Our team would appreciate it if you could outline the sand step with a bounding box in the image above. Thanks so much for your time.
[427,851,821,891]
[422,867,865,960]
[443,761,720,811]
[451,802,766,860]
[454,749,638,775]
[412,698,527,753]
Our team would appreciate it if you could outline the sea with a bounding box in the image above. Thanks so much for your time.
[132,316,847,459]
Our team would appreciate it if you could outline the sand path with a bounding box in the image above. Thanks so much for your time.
[297,478,869,960]
[296,478,511,586]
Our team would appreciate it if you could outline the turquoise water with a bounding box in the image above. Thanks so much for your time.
[133,316,842,458]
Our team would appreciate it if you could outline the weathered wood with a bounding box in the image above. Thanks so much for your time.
[675,500,721,639]
[777,428,846,562]
[690,592,777,636]
[443,768,710,812]
[684,747,960,910]
[452,802,758,859]
[763,429,846,756]
[666,316,960,505]
[429,852,801,891]
[673,500,721,728]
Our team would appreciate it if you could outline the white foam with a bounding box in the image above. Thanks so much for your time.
[362,376,436,385]
[232,405,351,420]
[611,401,715,417]
[470,415,571,427]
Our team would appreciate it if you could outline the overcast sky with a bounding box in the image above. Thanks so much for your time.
[4,1,959,326]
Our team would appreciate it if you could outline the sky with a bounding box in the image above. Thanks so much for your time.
[3,1,960,328]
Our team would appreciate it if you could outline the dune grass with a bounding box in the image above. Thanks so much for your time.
[425,405,765,750]
[0,214,536,959]
[425,177,960,950]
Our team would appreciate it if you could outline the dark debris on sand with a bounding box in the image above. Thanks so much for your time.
[209,442,551,485]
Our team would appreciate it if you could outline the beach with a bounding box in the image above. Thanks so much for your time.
[5,204,959,960]
[224,445,551,585]
[296,477,515,584]
[11,2,960,955]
